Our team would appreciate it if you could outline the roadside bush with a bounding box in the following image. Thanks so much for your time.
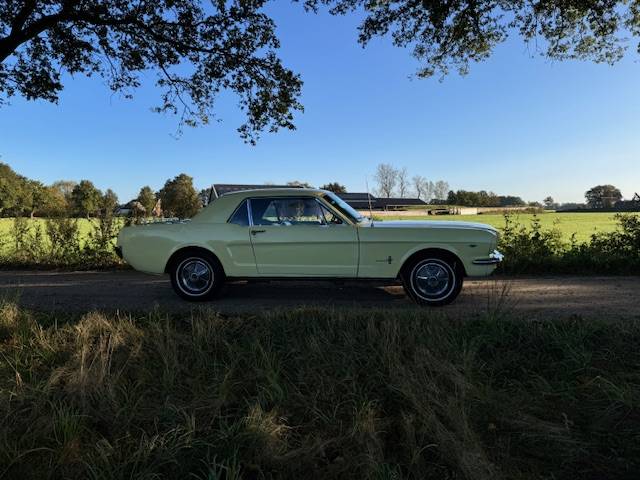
[498,213,640,274]
[8,216,46,265]
[83,212,123,268]
[1,304,639,479]
[46,217,82,265]
[498,214,564,273]
[564,214,640,273]
[1,211,638,274]
[0,214,123,270]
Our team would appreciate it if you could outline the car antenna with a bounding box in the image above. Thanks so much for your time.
[365,177,374,225]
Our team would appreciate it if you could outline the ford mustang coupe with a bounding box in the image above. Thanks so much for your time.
[116,188,503,305]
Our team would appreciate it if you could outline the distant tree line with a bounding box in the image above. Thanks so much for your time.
[373,164,449,201]
[0,162,203,219]
[320,182,347,193]
[0,162,358,220]
[3,159,631,219]
[550,185,627,211]
[446,190,526,207]
[585,185,623,209]
[0,163,118,218]
[1,164,357,220]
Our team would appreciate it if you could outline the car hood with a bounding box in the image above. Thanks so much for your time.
[369,220,497,234]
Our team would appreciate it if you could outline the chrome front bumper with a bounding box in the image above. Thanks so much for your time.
[472,250,504,265]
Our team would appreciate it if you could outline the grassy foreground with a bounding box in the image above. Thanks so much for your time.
[1,303,639,479]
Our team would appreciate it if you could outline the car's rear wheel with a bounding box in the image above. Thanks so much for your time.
[402,253,463,306]
[169,251,224,301]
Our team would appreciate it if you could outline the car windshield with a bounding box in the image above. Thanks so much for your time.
[322,192,365,223]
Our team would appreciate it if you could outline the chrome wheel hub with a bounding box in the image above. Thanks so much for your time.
[179,259,212,294]
[414,262,450,297]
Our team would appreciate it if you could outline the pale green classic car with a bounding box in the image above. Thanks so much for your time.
[116,188,503,305]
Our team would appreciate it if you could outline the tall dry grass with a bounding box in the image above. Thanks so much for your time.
[1,302,639,479]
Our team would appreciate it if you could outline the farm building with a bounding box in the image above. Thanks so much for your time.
[372,197,428,210]
[615,193,640,211]
[334,192,377,210]
[115,199,162,217]
[335,193,428,211]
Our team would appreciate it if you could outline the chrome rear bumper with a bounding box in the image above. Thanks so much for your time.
[472,250,504,265]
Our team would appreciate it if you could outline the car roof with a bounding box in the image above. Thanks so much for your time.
[220,187,326,198]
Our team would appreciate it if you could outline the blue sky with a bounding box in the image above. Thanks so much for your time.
[1,4,639,203]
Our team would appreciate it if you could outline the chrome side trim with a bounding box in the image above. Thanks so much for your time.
[247,199,254,226]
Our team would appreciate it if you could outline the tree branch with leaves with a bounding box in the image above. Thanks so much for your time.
[3,0,640,143]
[0,0,303,143]
[301,0,640,78]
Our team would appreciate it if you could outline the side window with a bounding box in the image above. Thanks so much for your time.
[228,200,249,226]
[250,197,326,226]
[250,198,279,225]
[319,202,343,225]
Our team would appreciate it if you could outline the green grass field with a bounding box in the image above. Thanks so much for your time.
[375,212,624,243]
[0,217,97,236]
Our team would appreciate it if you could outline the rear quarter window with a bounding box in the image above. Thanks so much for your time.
[228,200,249,226]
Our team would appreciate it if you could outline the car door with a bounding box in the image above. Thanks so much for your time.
[248,196,358,276]
[219,198,259,276]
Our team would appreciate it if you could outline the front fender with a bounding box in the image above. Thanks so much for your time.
[396,244,467,277]
[356,224,498,278]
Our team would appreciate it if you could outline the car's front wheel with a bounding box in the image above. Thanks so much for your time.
[402,254,463,306]
[169,251,224,301]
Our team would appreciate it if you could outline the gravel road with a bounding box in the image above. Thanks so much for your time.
[0,270,638,319]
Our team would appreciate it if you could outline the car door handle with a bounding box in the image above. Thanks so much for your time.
[251,229,266,235]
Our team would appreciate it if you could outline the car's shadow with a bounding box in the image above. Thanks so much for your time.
[219,280,409,309]
[0,271,413,313]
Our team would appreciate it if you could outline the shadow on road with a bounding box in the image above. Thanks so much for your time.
[0,270,639,319]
